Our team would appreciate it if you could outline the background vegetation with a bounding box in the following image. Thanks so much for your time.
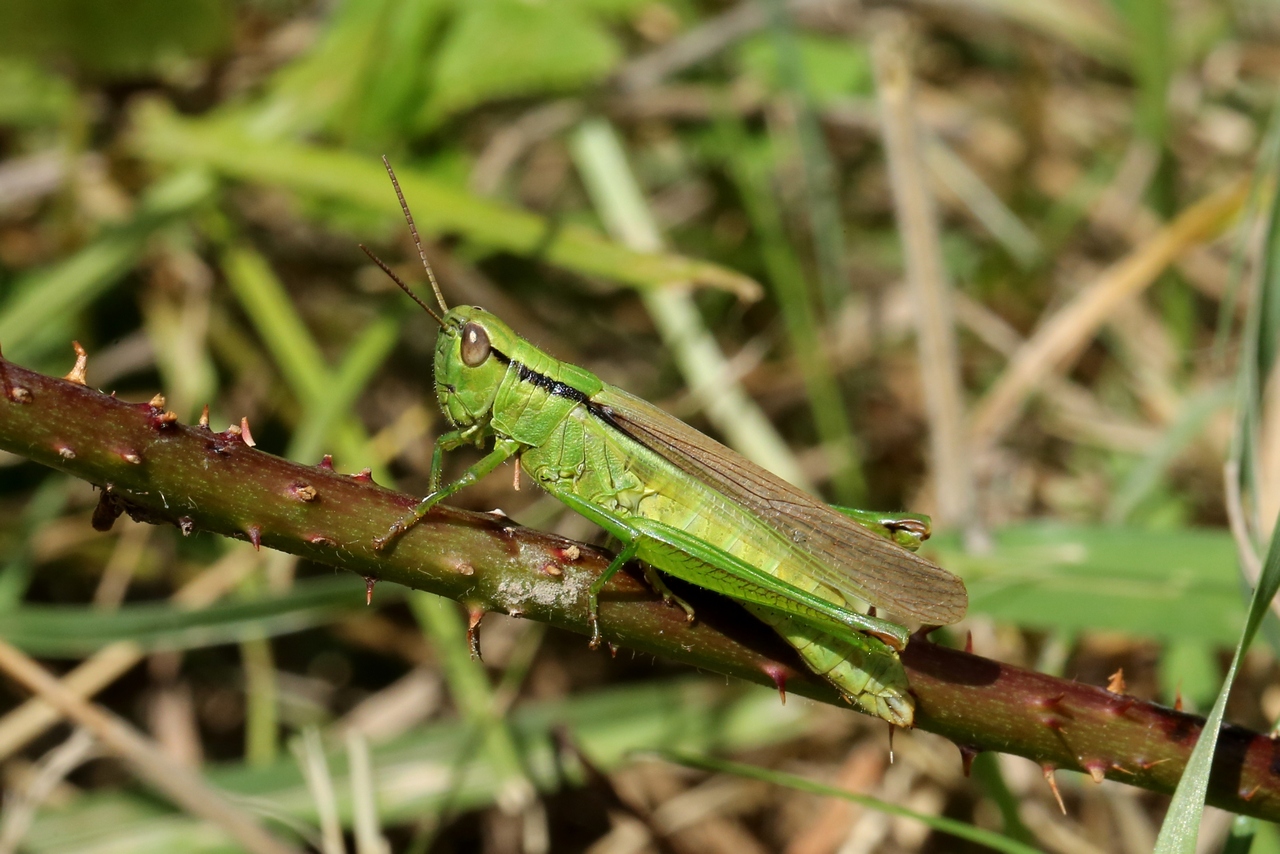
[0,0,1276,851]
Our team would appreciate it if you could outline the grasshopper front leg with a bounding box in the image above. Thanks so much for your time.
[425,425,483,491]
[374,436,521,549]
[587,538,640,649]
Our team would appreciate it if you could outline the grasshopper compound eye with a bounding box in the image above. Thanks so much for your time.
[460,322,491,367]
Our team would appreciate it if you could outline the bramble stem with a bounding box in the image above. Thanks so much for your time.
[0,353,1276,819]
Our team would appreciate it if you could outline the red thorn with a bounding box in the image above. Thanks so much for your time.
[1106,668,1126,694]
[364,576,376,606]
[539,563,563,577]
[178,517,195,537]
[318,454,334,470]
[1036,693,1067,710]
[149,393,166,409]
[246,525,262,551]
[607,642,619,658]
[1109,762,1133,776]
[121,450,142,465]
[308,535,337,547]
[290,482,318,502]
[1042,765,1066,814]
[64,341,88,385]
[1241,784,1261,802]
[1174,683,1183,712]
[57,446,75,460]
[239,417,256,447]
[556,545,582,562]
[466,608,485,660]
[964,630,973,654]
[762,664,788,705]
[152,409,179,429]
[198,404,210,429]
[1083,761,1106,784]
[8,386,31,403]
[1041,716,1064,731]
[1105,697,1136,716]
[455,561,475,577]
[351,467,373,482]
[958,744,979,777]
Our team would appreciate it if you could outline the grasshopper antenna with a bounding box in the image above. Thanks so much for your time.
[359,244,446,329]
[382,155,449,314]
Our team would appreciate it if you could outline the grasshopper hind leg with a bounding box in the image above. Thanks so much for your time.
[602,528,697,621]
[640,565,696,623]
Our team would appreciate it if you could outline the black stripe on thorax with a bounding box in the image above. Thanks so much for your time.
[490,348,649,447]
[492,348,589,404]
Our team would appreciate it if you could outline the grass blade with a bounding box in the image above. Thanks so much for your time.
[657,750,1041,854]
[128,101,760,299]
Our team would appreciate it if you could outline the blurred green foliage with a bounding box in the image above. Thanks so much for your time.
[0,0,233,78]
[0,0,1275,849]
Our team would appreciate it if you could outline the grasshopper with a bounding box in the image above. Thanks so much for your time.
[365,159,966,726]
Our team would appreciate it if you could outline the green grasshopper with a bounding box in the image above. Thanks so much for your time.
[365,160,966,727]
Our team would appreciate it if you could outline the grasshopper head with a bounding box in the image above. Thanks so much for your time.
[434,305,518,430]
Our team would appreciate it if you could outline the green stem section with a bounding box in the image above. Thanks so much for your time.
[0,354,1278,820]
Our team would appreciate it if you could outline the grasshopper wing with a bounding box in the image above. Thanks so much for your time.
[590,386,967,626]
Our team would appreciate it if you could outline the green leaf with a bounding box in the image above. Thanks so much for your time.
[0,0,232,79]
[420,0,620,126]
[1153,529,1280,852]
[1154,104,1280,854]
[736,33,873,104]
[260,0,451,146]
[1159,638,1220,712]
[128,101,760,298]
[928,524,1244,643]
[0,58,76,127]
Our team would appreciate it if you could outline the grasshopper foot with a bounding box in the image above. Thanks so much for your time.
[641,565,696,623]
[372,522,405,551]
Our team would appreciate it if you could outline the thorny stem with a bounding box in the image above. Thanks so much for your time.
[0,353,1278,820]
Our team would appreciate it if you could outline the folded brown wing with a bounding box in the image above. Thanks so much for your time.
[591,386,967,626]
